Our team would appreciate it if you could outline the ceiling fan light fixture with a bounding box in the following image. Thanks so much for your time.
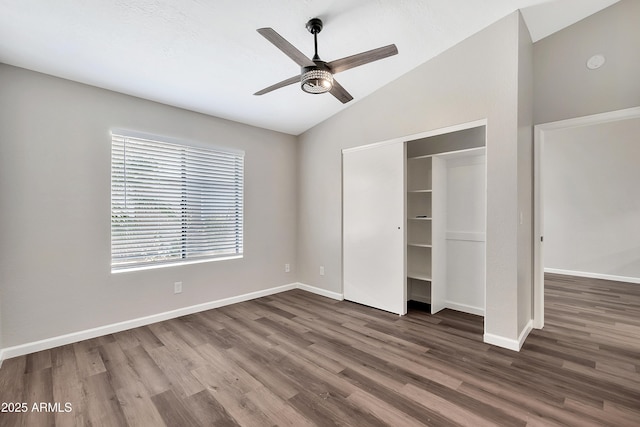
[301,68,333,94]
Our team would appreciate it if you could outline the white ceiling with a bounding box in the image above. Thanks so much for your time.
[0,0,619,135]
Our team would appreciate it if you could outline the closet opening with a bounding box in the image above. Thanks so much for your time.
[405,125,487,317]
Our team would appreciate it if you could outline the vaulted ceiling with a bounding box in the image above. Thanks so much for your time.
[0,0,619,135]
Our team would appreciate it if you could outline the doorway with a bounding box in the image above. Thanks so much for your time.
[533,106,640,328]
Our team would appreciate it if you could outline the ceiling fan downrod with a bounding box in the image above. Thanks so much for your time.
[306,18,323,62]
[300,18,333,94]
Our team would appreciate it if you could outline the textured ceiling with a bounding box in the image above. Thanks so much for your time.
[0,0,620,135]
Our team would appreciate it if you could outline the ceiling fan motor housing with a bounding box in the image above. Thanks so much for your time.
[301,62,333,94]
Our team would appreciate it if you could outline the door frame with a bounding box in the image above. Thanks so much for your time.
[533,106,640,329]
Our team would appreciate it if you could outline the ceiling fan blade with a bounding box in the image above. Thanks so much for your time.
[257,28,315,67]
[329,79,353,104]
[328,44,398,74]
[254,75,300,96]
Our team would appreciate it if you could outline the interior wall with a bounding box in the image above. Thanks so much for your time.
[531,0,639,325]
[517,12,534,333]
[297,12,533,345]
[0,292,3,360]
[533,0,640,125]
[544,118,640,281]
[0,64,298,349]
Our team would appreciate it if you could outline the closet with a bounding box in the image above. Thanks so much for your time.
[343,124,486,317]
[406,142,486,315]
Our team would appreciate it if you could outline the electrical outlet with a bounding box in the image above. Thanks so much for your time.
[285,264,290,273]
[320,266,325,276]
[174,281,183,294]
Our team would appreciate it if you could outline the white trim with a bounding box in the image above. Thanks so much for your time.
[112,255,243,274]
[342,118,487,154]
[0,282,345,362]
[533,124,545,329]
[483,333,520,351]
[484,320,532,352]
[296,283,344,300]
[342,139,401,154]
[535,106,640,131]
[533,106,640,330]
[444,301,484,316]
[545,268,640,285]
[518,320,534,350]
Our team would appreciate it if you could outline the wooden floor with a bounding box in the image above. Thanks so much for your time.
[1,273,639,426]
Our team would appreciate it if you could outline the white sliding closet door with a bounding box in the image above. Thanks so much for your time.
[343,142,405,315]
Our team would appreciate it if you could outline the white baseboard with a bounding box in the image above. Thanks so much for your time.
[1,283,308,362]
[483,333,520,351]
[518,320,533,350]
[296,282,344,301]
[545,268,640,285]
[484,319,533,352]
[444,301,484,317]
[0,282,345,363]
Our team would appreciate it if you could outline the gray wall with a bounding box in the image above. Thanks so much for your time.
[0,64,298,348]
[517,13,534,333]
[544,118,640,280]
[534,0,640,285]
[533,0,640,125]
[0,293,3,359]
[297,12,533,344]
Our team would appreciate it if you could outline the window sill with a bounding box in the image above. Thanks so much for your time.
[111,254,243,274]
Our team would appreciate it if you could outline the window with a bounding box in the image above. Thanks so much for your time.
[111,132,244,272]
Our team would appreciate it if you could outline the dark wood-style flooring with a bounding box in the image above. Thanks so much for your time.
[1,273,639,426]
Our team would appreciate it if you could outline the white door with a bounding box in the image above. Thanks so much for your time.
[343,142,405,315]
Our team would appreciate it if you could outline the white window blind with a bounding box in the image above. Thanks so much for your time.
[111,132,244,272]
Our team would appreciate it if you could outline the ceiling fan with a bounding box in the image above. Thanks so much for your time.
[254,18,398,104]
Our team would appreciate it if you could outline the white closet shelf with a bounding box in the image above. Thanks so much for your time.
[408,242,432,248]
[408,272,432,281]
